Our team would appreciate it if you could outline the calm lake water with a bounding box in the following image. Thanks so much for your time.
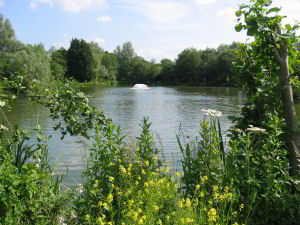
[6,86,246,185]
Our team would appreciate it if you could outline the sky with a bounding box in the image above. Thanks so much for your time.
[0,0,299,61]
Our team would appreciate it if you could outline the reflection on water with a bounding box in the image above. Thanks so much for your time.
[4,86,247,185]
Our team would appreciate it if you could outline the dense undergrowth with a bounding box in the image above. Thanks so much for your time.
[0,78,300,225]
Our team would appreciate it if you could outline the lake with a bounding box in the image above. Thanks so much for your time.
[6,86,246,185]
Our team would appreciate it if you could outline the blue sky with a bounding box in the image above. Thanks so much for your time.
[0,0,299,61]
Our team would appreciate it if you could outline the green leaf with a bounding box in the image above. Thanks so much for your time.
[235,10,243,17]
[239,4,249,9]
[247,27,257,36]
[235,24,243,32]
[267,7,281,14]
[284,24,292,31]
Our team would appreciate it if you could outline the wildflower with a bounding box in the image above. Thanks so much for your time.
[104,202,109,210]
[224,186,229,193]
[240,204,244,209]
[120,165,127,174]
[207,208,217,222]
[138,219,144,224]
[186,218,194,223]
[153,205,160,211]
[185,198,192,208]
[76,184,84,193]
[0,101,6,107]
[107,193,113,203]
[141,169,146,175]
[108,176,115,182]
[199,192,204,198]
[157,219,163,225]
[178,200,184,208]
[200,176,208,184]
[196,184,200,190]
[246,125,267,133]
[176,172,181,177]
[96,217,104,225]
[232,223,239,225]
[0,124,8,131]
[201,109,222,117]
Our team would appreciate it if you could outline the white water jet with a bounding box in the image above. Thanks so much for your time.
[131,84,150,89]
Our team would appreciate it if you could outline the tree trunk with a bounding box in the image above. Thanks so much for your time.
[274,44,300,176]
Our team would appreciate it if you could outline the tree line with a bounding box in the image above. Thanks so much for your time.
[0,14,241,87]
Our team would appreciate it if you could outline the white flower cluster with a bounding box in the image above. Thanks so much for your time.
[76,184,84,193]
[0,101,6,107]
[201,109,222,117]
[246,125,267,133]
[0,124,8,131]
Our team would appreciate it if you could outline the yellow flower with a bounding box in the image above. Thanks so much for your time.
[156,219,163,225]
[144,160,149,167]
[141,169,146,175]
[240,204,244,209]
[232,223,239,225]
[103,202,109,210]
[185,198,192,208]
[138,219,144,224]
[176,172,181,177]
[120,165,127,174]
[153,205,160,211]
[128,199,134,207]
[186,218,194,223]
[224,186,229,193]
[212,185,218,192]
[108,176,115,182]
[196,184,200,190]
[199,192,204,198]
[207,208,217,222]
[178,200,184,208]
[107,193,113,203]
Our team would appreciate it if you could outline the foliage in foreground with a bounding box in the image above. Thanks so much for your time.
[1,76,300,225]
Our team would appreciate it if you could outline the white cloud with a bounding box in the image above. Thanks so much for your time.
[29,2,39,10]
[32,0,107,13]
[0,0,4,7]
[273,0,300,24]
[195,0,216,5]
[93,37,105,46]
[217,8,236,20]
[96,15,112,23]
[118,0,189,23]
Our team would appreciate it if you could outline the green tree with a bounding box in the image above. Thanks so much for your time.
[235,0,300,175]
[0,14,23,77]
[50,47,67,81]
[101,52,118,82]
[66,39,94,82]
[4,43,51,87]
[114,41,136,82]
[156,58,175,83]
[175,48,202,83]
